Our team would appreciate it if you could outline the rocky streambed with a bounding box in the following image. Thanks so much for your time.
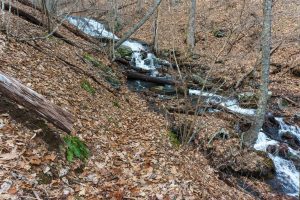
[67,16,300,198]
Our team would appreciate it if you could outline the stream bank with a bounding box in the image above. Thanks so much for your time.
[67,16,300,199]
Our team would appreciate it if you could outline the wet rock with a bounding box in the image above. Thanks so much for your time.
[281,131,300,149]
[267,144,289,158]
[262,113,280,140]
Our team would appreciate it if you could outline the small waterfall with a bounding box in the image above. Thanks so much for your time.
[67,16,163,75]
[254,121,300,197]
[67,16,300,197]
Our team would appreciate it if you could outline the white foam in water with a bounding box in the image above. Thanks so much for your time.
[254,132,278,151]
[188,90,256,116]
[276,117,300,141]
[254,126,300,197]
[67,16,163,72]
[271,155,300,197]
[122,40,145,52]
[131,52,156,71]
[67,16,118,39]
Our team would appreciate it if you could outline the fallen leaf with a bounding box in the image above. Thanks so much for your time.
[0,147,18,161]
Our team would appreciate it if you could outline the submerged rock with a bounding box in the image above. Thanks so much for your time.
[267,144,289,158]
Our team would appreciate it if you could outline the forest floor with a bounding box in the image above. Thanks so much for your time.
[0,1,299,200]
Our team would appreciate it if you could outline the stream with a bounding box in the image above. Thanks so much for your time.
[67,16,300,198]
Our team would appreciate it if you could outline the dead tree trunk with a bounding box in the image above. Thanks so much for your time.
[126,71,178,85]
[0,71,74,134]
[114,0,162,49]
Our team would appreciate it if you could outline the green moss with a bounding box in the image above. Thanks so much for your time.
[112,100,120,108]
[169,131,181,148]
[81,80,95,95]
[116,46,133,58]
[83,53,103,68]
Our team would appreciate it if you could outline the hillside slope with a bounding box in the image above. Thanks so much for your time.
[0,3,256,200]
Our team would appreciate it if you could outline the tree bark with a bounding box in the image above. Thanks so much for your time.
[0,71,74,134]
[245,0,273,146]
[187,0,196,54]
[114,0,162,49]
[152,0,159,53]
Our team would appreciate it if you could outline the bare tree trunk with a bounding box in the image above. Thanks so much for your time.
[0,71,75,134]
[152,0,159,53]
[136,0,143,13]
[187,0,196,54]
[109,0,118,59]
[114,0,162,50]
[244,0,273,146]
[41,0,51,33]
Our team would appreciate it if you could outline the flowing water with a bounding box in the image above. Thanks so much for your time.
[254,120,300,197]
[67,16,300,198]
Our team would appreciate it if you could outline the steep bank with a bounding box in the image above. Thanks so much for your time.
[0,3,256,199]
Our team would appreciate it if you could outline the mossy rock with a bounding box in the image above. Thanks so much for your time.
[116,46,133,58]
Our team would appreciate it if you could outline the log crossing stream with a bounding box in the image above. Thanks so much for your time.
[67,16,300,198]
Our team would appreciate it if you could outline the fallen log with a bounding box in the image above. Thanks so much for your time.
[126,71,179,85]
[0,71,74,134]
